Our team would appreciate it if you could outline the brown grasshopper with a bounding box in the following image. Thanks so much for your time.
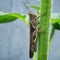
[23,2,46,58]
[29,11,38,58]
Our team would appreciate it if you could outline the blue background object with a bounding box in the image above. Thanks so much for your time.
[0,0,60,60]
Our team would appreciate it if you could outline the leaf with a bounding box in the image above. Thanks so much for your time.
[52,23,60,30]
[0,12,29,26]
[51,18,60,30]
[51,18,60,24]
[30,5,40,11]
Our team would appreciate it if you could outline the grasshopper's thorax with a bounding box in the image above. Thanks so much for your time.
[29,11,38,29]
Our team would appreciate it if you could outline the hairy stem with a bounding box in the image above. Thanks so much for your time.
[37,0,52,60]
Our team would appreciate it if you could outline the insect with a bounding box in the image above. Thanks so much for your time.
[23,2,46,58]
[29,11,38,58]
[23,2,38,58]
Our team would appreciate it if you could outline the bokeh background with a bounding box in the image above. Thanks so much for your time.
[0,0,60,60]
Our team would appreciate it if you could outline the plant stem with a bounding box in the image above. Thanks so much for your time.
[49,26,55,45]
[37,0,52,60]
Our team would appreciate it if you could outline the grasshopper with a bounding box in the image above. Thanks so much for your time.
[23,2,46,58]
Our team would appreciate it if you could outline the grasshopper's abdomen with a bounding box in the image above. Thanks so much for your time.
[29,24,36,58]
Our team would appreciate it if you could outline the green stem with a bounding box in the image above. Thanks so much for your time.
[49,26,55,45]
[38,0,52,60]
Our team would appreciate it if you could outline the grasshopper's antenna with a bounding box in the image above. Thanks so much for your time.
[35,12,46,19]
[23,2,31,12]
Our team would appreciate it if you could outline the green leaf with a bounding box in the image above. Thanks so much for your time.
[0,12,29,26]
[30,5,40,11]
[51,18,60,30]
[51,18,60,24]
[0,12,25,23]
[52,23,60,30]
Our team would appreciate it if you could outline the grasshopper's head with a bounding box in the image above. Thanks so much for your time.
[28,11,37,21]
